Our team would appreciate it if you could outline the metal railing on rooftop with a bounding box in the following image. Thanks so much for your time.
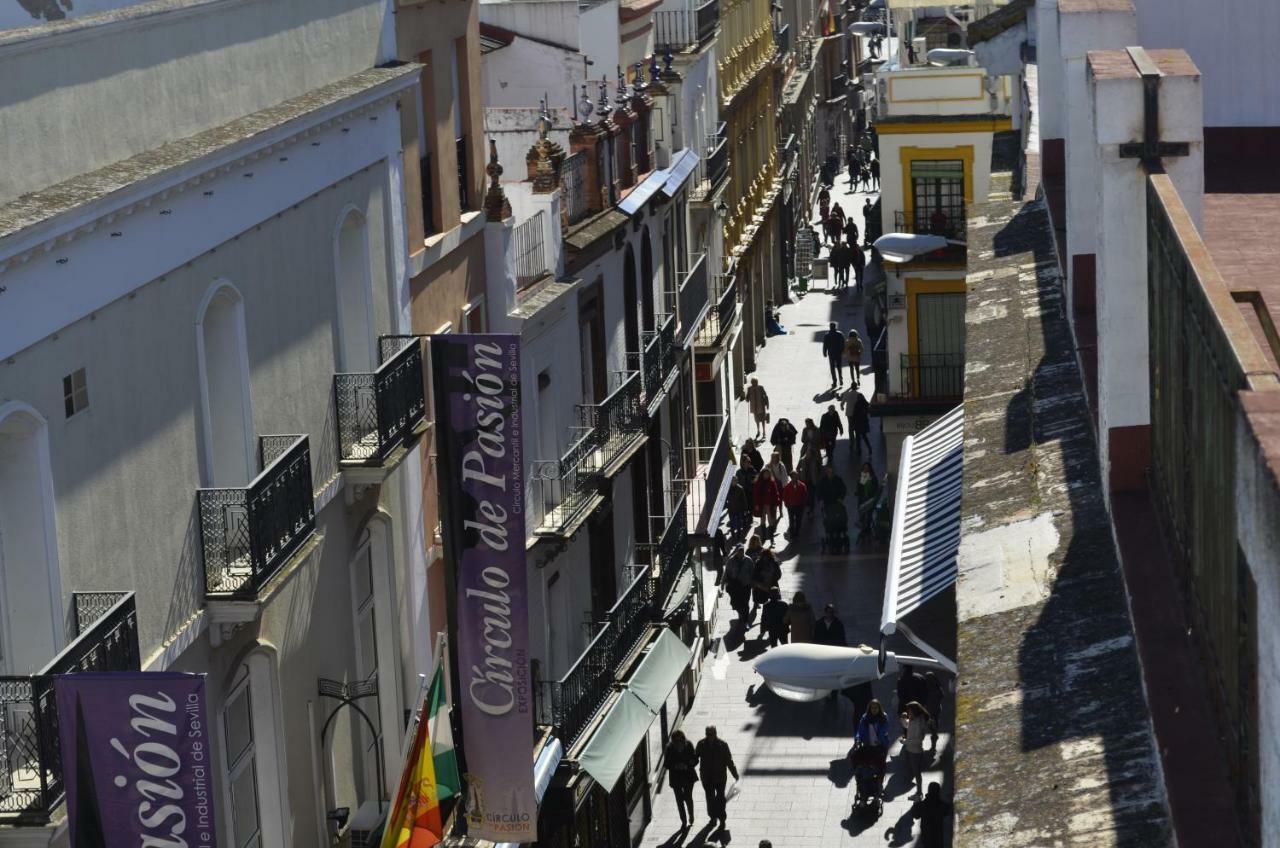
[0,593,140,824]
[198,435,316,599]
[561,150,590,226]
[334,336,427,464]
[515,211,550,287]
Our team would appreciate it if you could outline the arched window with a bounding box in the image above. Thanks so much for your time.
[334,209,375,373]
[623,245,640,355]
[0,402,63,674]
[196,282,253,487]
[222,650,288,847]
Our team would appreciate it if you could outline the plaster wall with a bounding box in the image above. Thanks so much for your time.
[1235,405,1280,847]
[881,68,1000,118]
[578,0,621,81]
[1034,0,1063,140]
[0,0,388,202]
[482,37,586,111]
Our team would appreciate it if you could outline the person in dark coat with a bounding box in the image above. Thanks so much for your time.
[851,241,866,291]
[910,782,952,848]
[724,544,754,624]
[844,218,860,248]
[819,404,844,462]
[870,157,880,190]
[741,439,766,477]
[896,664,928,725]
[851,392,873,458]
[855,461,880,531]
[770,417,799,471]
[710,527,728,585]
[813,603,847,646]
[821,323,847,389]
[815,465,847,509]
[695,726,739,830]
[760,586,790,648]
[665,730,699,828]
[726,475,750,539]
[862,198,875,247]
[750,547,782,615]
[830,241,851,290]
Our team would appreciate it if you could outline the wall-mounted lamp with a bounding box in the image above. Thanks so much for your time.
[715,199,729,219]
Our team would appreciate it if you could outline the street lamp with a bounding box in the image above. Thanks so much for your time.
[715,199,729,218]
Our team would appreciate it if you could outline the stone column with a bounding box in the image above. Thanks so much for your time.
[1089,48,1202,493]
[1060,0,1135,317]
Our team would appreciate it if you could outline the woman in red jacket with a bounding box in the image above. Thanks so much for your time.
[782,470,809,540]
[752,467,783,542]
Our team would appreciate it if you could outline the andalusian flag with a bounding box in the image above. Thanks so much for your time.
[427,665,461,801]
[381,695,443,848]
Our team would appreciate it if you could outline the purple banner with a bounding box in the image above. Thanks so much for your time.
[55,672,216,846]
[431,334,536,842]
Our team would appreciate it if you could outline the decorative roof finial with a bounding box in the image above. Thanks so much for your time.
[578,83,594,123]
[663,46,674,73]
[483,138,512,222]
[616,65,627,101]
[598,75,611,117]
[650,53,662,84]
[634,62,646,91]
[537,98,552,140]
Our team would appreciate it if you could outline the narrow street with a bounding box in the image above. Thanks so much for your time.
[641,176,953,848]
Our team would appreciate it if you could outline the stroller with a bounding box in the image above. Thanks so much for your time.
[819,499,850,554]
[849,744,885,817]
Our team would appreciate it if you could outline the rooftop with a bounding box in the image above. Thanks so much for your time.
[954,151,1172,845]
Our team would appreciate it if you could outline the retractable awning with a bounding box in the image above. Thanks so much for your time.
[577,628,692,791]
[880,404,963,672]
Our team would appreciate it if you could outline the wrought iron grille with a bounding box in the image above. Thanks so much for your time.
[198,435,316,599]
[677,253,710,347]
[696,274,737,346]
[561,151,590,225]
[686,415,731,533]
[700,125,729,199]
[334,337,427,463]
[897,353,963,399]
[0,593,139,824]
[632,313,679,413]
[514,212,549,287]
[531,432,598,534]
[639,496,690,605]
[894,207,967,241]
[71,592,128,637]
[775,22,791,56]
[576,371,645,475]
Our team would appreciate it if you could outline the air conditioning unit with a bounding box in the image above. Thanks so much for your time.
[347,800,386,848]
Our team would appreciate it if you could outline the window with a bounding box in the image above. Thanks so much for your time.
[452,39,472,212]
[62,368,88,418]
[421,151,435,236]
[463,298,486,333]
[910,159,964,237]
[351,543,383,805]
[224,678,262,848]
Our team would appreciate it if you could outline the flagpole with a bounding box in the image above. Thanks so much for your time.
[399,632,448,764]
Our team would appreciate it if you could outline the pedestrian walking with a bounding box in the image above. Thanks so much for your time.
[896,664,928,732]
[726,475,750,539]
[741,439,765,476]
[819,404,844,462]
[862,198,875,247]
[710,527,727,584]
[813,603,847,646]
[800,417,821,456]
[746,378,770,439]
[856,461,880,531]
[695,726,739,831]
[818,186,831,221]
[829,241,850,289]
[665,730,699,828]
[750,546,782,617]
[851,240,866,292]
[782,470,808,539]
[850,392,872,459]
[844,218,859,248]
[910,782,952,848]
[766,452,789,495]
[815,464,847,510]
[832,201,845,223]
[725,544,753,623]
[855,698,892,767]
[785,591,815,642]
[769,417,798,471]
[824,212,842,247]
[760,586,790,648]
[821,323,846,389]
[843,331,863,387]
[799,446,824,515]
[752,467,783,541]
[900,702,931,799]
[870,157,880,191]
[924,671,945,753]
[846,144,859,189]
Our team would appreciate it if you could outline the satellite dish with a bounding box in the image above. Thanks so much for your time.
[849,21,885,36]
[927,48,975,67]
[873,233,953,263]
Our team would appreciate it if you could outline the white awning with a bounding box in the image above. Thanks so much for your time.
[880,404,963,672]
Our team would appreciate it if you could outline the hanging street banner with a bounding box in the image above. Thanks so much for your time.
[55,672,216,847]
[430,333,537,843]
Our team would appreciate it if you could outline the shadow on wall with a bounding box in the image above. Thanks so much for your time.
[162,501,206,655]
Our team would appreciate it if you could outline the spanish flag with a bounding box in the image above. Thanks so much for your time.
[380,690,444,848]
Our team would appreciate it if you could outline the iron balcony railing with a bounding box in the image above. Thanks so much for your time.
[893,207,968,262]
[334,336,427,464]
[0,593,140,824]
[702,124,729,198]
[561,150,590,226]
[686,415,732,533]
[198,434,316,599]
[531,433,598,535]
[539,565,664,744]
[653,0,719,51]
[778,133,797,167]
[515,211,549,287]
[696,273,737,347]
[872,326,889,397]
[577,371,646,475]
[632,313,680,413]
[636,495,691,606]
[677,253,710,347]
[897,353,963,400]
[775,22,791,57]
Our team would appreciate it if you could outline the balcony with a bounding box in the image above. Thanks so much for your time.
[695,273,738,348]
[633,313,680,414]
[897,353,963,401]
[561,150,591,226]
[685,415,732,536]
[692,123,728,201]
[893,207,968,264]
[334,335,428,470]
[636,494,692,608]
[0,593,140,825]
[576,371,647,477]
[774,23,791,58]
[198,434,317,601]
[515,211,550,287]
[531,434,604,539]
[677,253,710,347]
[653,0,719,52]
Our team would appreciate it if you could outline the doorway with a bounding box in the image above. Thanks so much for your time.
[335,210,376,373]
[197,284,254,487]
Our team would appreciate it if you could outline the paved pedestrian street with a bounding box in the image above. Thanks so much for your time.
[640,177,953,848]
